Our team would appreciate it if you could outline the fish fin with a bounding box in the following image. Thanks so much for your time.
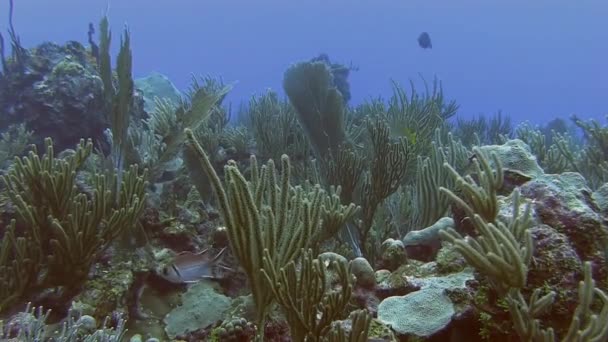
[217,264,234,272]
[182,279,200,284]
[174,248,210,257]
[199,275,217,279]
[209,247,228,263]
[196,248,210,256]
[174,250,196,258]
[172,249,212,265]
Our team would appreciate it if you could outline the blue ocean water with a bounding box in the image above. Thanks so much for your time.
[2,0,606,125]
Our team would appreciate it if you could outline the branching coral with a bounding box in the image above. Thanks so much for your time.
[310,186,359,253]
[0,220,38,311]
[454,111,513,147]
[185,129,357,339]
[323,148,365,205]
[221,125,252,157]
[0,302,127,341]
[517,116,608,189]
[506,261,608,341]
[0,0,27,74]
[385,77,457,160]
[439,147,530,294]
[283,61,347,162]
[439,190,533,294]
[559,262,608,341]
[439,147,608,341]
[280,65,457,259]
[0,123,32,167]
[356,117,412,257]
[131,77,231,182]
[247,90,310,163]
[413,129,469,228]
[568,116,608,188]
[515,122,571,174]
[261,248,355,342]
[440,147,503,224]
[322,309,372,342]
[98,15,133,175]
[0,138,147,310]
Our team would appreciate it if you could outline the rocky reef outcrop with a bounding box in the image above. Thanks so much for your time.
[0,41,105,151]
[0,41,147,152]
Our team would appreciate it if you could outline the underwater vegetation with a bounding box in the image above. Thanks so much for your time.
[0,5,607,342]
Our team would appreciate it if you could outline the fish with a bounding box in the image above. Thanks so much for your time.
[390,126,417,144]
[158,247,232,284]
[418,32,432,49]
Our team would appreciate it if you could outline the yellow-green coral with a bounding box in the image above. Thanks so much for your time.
[440,146,504,224]
[262,248,353,342]
[185,128,362,340]
[51,57,86,77]
[185,129,323,337]
[0,137,147,311]
[439,189,533,294]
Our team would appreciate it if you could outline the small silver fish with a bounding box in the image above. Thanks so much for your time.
[159,247,232,284]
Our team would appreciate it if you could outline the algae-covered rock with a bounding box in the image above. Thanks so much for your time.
[72,250,151,322]
[402,217,454,261]
[378,238,407,271]
[479,139,544,179]
[435,243,467,274]
[526,224,583,325]
[592,182,608,216]
[0,40,148,152]
[375,269,419,300]
[403,217,454,247]
[319,252,349,286]
[520,172,608,263]
[0,41,106,151]
[135,71,182,113]
[349,257,376,289]
[163,282,231,339]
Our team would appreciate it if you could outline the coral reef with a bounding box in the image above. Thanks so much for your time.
[0,41,107,151]
[0,10,607,342]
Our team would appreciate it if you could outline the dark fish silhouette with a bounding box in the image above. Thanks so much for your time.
[418,32,432,49]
